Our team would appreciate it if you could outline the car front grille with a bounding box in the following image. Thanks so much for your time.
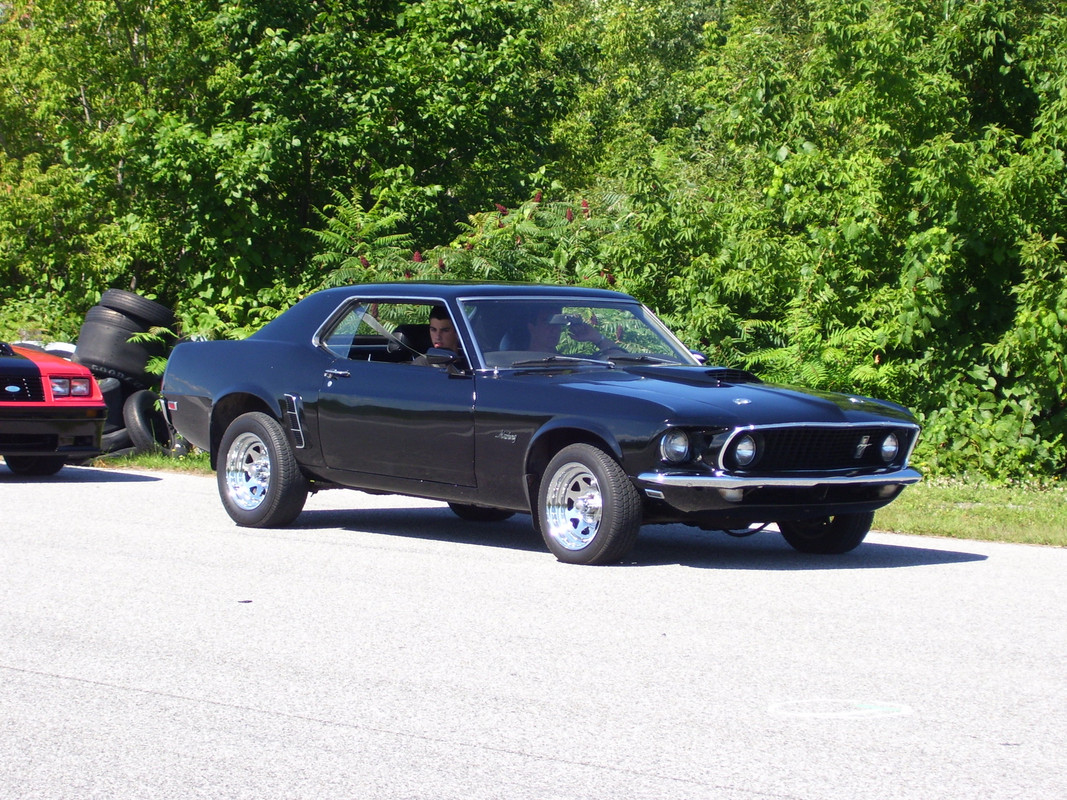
[1,374,45,402]
[723,424,919,472]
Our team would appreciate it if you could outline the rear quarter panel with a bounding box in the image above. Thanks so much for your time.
[162,339,326,454]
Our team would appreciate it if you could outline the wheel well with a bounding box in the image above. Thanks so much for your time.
[209,393,276,469]
[524,427,622,507]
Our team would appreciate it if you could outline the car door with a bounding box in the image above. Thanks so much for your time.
[314,300,476,486]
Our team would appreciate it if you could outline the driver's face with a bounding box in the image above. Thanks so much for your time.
[527,310,563,349]
[429,316,460,351]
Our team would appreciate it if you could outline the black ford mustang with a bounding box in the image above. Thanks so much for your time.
[161,283,921,564]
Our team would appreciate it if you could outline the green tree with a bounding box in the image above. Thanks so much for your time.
[1,0,564,332]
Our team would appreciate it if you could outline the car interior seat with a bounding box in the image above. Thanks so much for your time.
[498,326,529,350]
[389,324,433,360]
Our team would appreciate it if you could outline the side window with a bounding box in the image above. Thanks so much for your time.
[320,301,439,362]
[320,306,365,358]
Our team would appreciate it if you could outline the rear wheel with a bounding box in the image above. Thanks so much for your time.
[537,444,641,565]
[217,412,307,527]
[3,455,67,476]
[448,503,515,522]
[778,512,874,554]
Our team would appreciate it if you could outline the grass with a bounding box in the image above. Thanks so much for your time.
[91,453,1065,548]
[875,476,1066,547]
[89,450,213,474]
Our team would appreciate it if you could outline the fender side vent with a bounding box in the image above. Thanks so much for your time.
[284,393,306,449]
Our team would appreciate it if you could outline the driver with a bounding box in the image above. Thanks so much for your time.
[416,305,468,373]
[526,306,620,354]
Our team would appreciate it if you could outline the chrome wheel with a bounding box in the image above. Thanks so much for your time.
[216,412,307,527]
[224,431,273,511]
[537,444,642,564]
[543,461,604,551]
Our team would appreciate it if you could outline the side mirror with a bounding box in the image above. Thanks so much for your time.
[690,350,708,365]
[424,348,458,366]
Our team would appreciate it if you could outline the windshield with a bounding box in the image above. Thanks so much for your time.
[458,297,699,369]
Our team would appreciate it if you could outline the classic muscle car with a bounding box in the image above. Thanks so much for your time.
[1,341,108,475]
[161,283,921,564]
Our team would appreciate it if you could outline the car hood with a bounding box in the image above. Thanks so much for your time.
[537,364,917,426]
[0,343,41,377]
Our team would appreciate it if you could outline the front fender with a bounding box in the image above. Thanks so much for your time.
[521,415,632,509]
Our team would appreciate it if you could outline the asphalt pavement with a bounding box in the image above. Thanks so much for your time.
[2,464,1065,799]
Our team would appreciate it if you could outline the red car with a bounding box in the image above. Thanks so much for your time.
[1,341,108,475]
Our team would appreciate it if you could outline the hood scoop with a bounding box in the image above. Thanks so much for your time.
[625,364,763,386]
[702,367,762,385]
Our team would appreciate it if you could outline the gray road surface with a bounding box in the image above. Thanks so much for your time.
[2,465,1065,800]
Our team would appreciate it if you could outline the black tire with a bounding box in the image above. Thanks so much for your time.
[97,376,127,433]
[73,306,161,388]
[122,389,170,453]
[447,503,515,522]
[217,412,308,527]
[3,455,67,476]
[98,289,176,329]
[778,512,874,554]
[101,427,133,453]
[537,443,642,565]
[83,304,144,331]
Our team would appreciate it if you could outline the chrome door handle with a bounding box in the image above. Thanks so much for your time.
[324,368,351,379]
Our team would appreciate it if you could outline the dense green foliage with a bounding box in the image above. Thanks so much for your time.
[2,0,1065,480]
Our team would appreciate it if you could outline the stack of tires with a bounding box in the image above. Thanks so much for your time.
[73,290,186,457]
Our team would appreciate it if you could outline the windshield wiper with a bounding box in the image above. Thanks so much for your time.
[509,354,614,368]
[606,354,679,365]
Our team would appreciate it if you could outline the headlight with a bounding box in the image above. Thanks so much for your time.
[659,430,690,463]
[880,433,900,463]
[733,434,758,467]
[49,377,93,398]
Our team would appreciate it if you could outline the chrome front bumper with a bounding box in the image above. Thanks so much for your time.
[637,467,923,490]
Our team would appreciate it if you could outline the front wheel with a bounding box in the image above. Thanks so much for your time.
[3,455,67,476]
[217,412,308,527]
[778,512,874,554]
[537,444,641,565]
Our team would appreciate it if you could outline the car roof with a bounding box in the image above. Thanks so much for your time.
[313,281,637,303]
[249,282,643,342]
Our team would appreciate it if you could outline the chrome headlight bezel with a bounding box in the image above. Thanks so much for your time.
[880,432,900,463]
[732,433,758,467]
[659,430,691,464]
